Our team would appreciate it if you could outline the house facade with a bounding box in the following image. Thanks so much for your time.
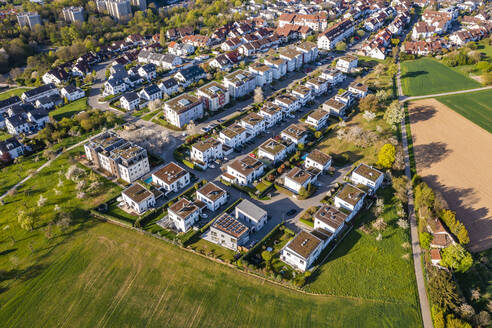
[152,162,190,192]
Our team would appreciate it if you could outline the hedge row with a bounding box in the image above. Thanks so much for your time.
[241,222,284,262]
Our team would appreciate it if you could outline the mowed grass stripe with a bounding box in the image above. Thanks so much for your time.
[435,89,492,133]
[401,58,481,96]
[0,223,421,328]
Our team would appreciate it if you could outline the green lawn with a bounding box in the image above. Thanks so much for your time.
[401,58,481,96]
[0,130,12,141]
[306,187,419,307]
[0,87,29,101]
[435,89,492,133]
[49,98,88,121]
[0,223,420,327]
[0,153,48,196]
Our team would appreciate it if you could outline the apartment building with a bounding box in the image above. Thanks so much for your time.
[164,93,204,128]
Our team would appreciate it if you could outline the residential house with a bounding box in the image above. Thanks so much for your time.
[196,81,230,111]
[61,85,85,102]
[223,70,257,98]
[152,161,190,192]
[174,65,206,87]
[249,63,273,87]
[191,137,223,167]
[21,84,59,103]
[168,42,195,56]
[138,84,162,102]
[336,55,358,73]
[295,41,319,63]
[281,229,330,271]
[305,77,329,96]
[196,182,227,211]
[222,156,264,185]
[138,63,157,80]
[104,78,127,95]
[158,77,179,96]
[120,92,140,111]
[0,96,22,114]
[284,166,317,194]
[430,249,442,266]
[42,68,69,85]
[240,112,266,138]
[218,123,247,149]
[291,85,312,105]
[209,54,233,71]
[257,138,290,163]
[351,163,384,194]
[210,213,249,251]
[164,93,203,128]
[317,19,355,50]
[274,94,301,114]
[323,97,347,118]
[168,198,203,232]
[334,183,366,221]
[313,205,347,237]
[320,68,345,85]
[235,199,267,232]
[305,149,331,172]
[0,137,27,161]
[264,56,287,79]
[84,132,150,183]
[121,182,156,214]
[258,103,283,127]
[279,48,303,71]
[305,109,330,130]
[348,82,368,98]
[5,115,31,135]
[281,123,308,145]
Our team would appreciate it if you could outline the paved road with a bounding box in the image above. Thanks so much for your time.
[397,59,433,328]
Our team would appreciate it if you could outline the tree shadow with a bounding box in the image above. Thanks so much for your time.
[0,264,47,294]
[401,70,428,79]
[414,142,451,169]
[423,175,491,252]
[408,105,437,123]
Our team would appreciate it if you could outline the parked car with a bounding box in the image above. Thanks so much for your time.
[286,209,297,216]
[201,127,210,133]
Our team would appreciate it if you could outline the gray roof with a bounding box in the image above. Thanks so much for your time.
[235,199,267,220]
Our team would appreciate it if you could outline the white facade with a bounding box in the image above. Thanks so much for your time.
[168,199,200,232]
[350,163,384,194]
[121,183,156,214]
[152,162,191,192]
[191,138,223,165]
[61,87,85,102]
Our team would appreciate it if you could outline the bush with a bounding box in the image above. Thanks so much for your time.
[420,232,433,249]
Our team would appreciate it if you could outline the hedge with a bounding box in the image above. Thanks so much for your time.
[299,218,314,227]
[90,209,133,227]
[241,222,284,262]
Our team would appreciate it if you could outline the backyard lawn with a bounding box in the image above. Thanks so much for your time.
[435,89,492,133]
[49,97,88,121]
[401,58,481,96]
[305,188,419,307]
[0,223,421,328]
[0,87,29,101]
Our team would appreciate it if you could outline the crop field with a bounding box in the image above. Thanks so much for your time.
[401,58,481,96]
[435,89,492,133]
[408,99,492,252]
[0,223,421,328]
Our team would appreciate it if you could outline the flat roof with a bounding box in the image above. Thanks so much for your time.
[152,162,187,185]
[314,205,347,230]
[286,230,321,260]
[259,138,286,155]
[285,167,312,185]
[306,149,331,166]
[353,163,383,183]
[335,184,366,206]
[197,182,226,202]
[122,182,153,203]
[168,198,199,220]
[212,213,249,238]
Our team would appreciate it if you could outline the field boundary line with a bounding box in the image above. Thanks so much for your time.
[400,85,492,102]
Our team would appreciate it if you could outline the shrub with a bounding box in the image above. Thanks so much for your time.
[420,232,433,249]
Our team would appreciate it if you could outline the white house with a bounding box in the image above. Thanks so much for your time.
[191,137,223,167]
[164,93,203,128]
[334,183,366,221]
[279,48,303,71]
[264,56,287,79]
[196,182,228,211]
[348,82,368,98]
[0,137,27,160]
[295,41,319,63]
[313,205,347,237]
[305,77,329,96]
[258,138,291,163]
[223,70,257,98]
[168,198,203,232]
[240,112,266,138]
[305,149,332,172]
[320,68,345,85]
[138,84,162,101]
[210,213,249,251]
[274,94,301,114]
[158,77,179,96]
[323,97,347,118]
[284,167,315,194]
[223,156,264,185]
[281,124,308,145]
[305,109,330,130]
[258,104,283,128]
[249,63,273,86]
[235,199,268,232]
[120,92,140,111]
[281,229,330,271]
[196,81,230,112]
[152,162,190,192]
[61,85,85,102]
[104,78,127,95]
[218,123,247,149]
[21,83,59,103]
[317,19,355,50]
[291,85,313,105]
[351,163,384,194]
[121,182,156,214]
[138,64,157,80]
[336,55,358,73]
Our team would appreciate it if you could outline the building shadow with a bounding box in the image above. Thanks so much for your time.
[414,142,451,169]
[408,105,437,123]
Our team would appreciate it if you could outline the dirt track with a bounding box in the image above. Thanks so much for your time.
[408,99,492,252]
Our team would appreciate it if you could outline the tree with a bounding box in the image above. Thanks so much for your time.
[482,71,492,85]
[377,143,396,168]
[441,244,473,273]
[392,176,408,203]
[18,210,34,231]
[253,87,263,103]
[446,314,472,328]
[432,305,445,328]
[376,89,390,102]
[428,269,459,310]
[298,186,308,198]
[358,94,379,112]
[386,63,398,77]
[420,232,433,249]
[261,250,272,262]
[384,101,404,127]
[314,131,321,139]
[441,209,469,244]
[335,41,347,51]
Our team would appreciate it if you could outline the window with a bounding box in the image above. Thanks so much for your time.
[299,260,304,264]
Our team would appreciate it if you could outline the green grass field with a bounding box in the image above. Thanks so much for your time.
[401,58,481,96]
[435,89,492,133]
[50,98,88,121]
[0,223,421,328]
[0,87,29,101]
